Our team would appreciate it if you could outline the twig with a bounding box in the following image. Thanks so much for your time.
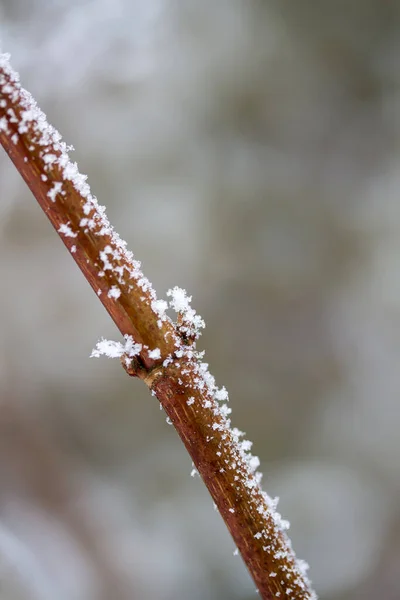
[0,53,317,600]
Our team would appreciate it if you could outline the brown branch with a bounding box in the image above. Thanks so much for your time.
[0,53,317,600]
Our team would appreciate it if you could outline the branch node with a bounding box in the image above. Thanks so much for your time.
[121,354,164,389]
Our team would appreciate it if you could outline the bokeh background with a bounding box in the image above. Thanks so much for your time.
[1,1,400,598]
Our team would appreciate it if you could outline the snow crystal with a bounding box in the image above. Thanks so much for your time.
[152,299,168,318]
[167,286,190,313]
[191,465,199,477]
[90,339,125,359]
[107,286,121,300]
[123,335,142,357]
[162,356,173,368]
[58,223,77,238]
[297,560,310,576]
[0,116,8,131]
[219,404,232,417]
[43,153,57,165]
[214,386,229,401]
[48,181,63,202]
[240,440,253,452]
[148,348,161,360]
[99,246,114,271]
[231,427,245,439]
[279,518,290,531]
[91,335,142,359]
[247,456,260,473]
[271,497,280,510]
[167,286,205,338]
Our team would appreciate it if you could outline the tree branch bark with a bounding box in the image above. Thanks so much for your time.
[0,53,316,600]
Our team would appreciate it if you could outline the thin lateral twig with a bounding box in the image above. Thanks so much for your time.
[0,54,317,600]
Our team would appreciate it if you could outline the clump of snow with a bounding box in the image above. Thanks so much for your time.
[148,348,161,360]
[167,286,205,340]
[167,287,191,313]
[162,355,174,368]
[123,335,143,358]
[48,181,63,202]
[0,116,8,131]
[214,386,228,401]
[107,286,121,300]
[151,299,168,328]
[91,335,142,359]
[58,223,77,238]
[90,339,126,359]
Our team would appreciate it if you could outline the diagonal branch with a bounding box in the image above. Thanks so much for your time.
[0,53,317,600]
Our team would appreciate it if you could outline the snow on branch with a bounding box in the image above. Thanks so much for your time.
[0,52,178,371]
[0,53,317,600]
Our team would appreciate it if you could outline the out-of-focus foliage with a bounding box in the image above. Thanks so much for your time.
[1,1,400,598]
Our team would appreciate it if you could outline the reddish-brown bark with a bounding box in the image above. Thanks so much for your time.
[0,55,316,600]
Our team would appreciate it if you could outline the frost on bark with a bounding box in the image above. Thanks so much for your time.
[0,53,317,600]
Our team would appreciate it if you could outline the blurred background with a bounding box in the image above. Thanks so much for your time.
[1,1,400,598]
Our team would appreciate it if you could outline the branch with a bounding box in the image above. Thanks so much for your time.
[0,53,317,600]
